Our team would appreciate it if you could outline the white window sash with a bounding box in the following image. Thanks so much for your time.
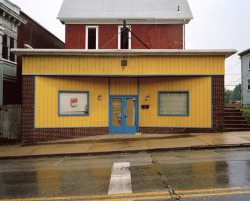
[118,26,131,49]
[85,26,98,49]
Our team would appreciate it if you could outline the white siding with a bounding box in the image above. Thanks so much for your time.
[242,54,250,105]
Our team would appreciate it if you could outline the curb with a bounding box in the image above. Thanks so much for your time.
[1,144,250,160]
[32,135,192,146]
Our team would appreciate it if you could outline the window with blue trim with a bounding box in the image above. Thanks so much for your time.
[159,92,189,116]
[58,91,89,116]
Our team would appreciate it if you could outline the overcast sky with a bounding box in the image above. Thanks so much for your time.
[10,0,250,90]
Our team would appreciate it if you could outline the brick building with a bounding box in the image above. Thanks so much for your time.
[1,0,64,105]
[13,0,236,143]
[59,0,191,50]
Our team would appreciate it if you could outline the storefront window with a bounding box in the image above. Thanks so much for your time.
[159,91,189,116]
[58,91,89,116]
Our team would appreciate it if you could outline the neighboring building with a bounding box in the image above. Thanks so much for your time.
[0,0,64,140]
[239,48,250,107]
[14,11,65,104]
[0,0,26,106]
[0,0,65,106]
[13,0,236,143]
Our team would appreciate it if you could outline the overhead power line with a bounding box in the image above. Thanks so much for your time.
[225,61,240,72]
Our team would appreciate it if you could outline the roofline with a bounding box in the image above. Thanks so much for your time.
[11,49,237,58]
[58,18,192,25]
[20,11,64,45]
[0,1,27,25]
[238,48,250,57]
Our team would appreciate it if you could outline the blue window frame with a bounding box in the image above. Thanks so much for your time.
[158,91,189,116]
[58,91,89,116]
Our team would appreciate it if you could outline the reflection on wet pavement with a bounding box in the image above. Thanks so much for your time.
[0,148,249,200]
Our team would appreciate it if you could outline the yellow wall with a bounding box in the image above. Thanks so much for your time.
[139,77,212,128]
[35,76,109,128]
[110,78,138,95]
[35,76,211,128]
[23,56,225,76]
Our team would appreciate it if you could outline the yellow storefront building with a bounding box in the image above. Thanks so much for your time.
[13,49,236,143]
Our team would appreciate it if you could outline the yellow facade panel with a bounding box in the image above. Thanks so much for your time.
[23,55,225,76]
[35,76,109,128]
[110,78,138,95]
[139,77,212,128]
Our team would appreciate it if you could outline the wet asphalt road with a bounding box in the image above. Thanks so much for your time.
[0,147,250,200]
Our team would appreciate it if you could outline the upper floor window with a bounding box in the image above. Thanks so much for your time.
[2,35,8,60]
[118,26,131,49]
[248,80,250,90]
[86,26,98,49]
[249,62,250,70]
[2,34,15,62]
[10,37,15,62]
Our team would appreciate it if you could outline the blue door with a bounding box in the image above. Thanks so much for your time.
[109,96,138,134]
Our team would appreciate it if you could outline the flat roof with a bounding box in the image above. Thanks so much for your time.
[11,49,237,58]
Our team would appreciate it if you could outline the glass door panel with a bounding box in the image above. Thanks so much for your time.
[112,98,122,127]
[126,98,136,126]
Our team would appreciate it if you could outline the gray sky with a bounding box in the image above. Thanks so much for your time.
[10,0,250,90]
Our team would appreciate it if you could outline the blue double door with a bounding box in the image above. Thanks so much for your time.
[109,95,138,134]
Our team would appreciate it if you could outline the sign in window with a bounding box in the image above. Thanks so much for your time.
[58,91,89,116]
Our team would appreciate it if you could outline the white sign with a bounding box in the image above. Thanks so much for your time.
[59,92,88,115]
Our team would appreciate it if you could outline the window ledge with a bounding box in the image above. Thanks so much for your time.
[1,58,17,65]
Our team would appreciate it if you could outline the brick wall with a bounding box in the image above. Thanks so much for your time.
[65,24,183,49]
[140,76,225,134]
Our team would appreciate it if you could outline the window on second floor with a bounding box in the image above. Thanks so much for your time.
[2,34,16,62]
[10,37,15,62]
[118,26,131,49]
[2,35,8,60]
[86,26,98,49]
[248,80,250,90]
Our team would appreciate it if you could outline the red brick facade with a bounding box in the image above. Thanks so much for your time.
[65,24,183,49]
[22,76,224,143]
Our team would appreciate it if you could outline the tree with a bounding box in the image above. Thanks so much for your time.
[225,89,232,106]
[231,84,241,101]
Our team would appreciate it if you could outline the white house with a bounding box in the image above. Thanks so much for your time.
[239,48,250,107]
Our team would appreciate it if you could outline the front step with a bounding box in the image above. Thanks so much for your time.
[224,120,248,124]
[224,128,250,132]
[224,124,250,129]
[225,116,246,121]
[224,112,243,116]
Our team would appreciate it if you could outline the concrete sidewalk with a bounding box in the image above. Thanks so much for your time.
[1,131,250,159]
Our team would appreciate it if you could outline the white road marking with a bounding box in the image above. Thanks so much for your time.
[52,158,65,167]
[108,162,132,195]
